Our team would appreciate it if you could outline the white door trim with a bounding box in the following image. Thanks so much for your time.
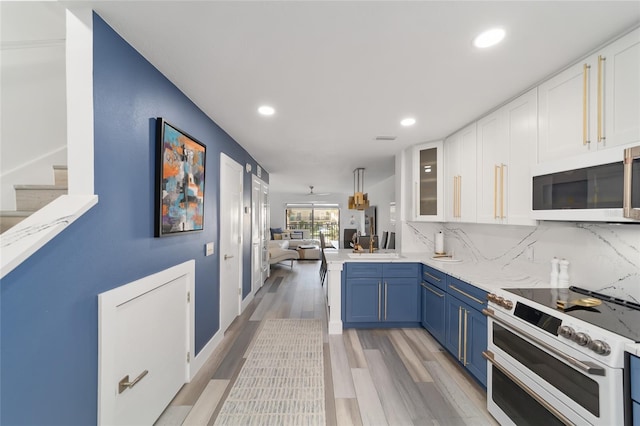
[219,153,243,332]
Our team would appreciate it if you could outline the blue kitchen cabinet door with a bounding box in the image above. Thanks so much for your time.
[345,278,381,323]
[384,277,420,322]
[444,294,462,358]
[464,305,488,387]
[421,281,446,344]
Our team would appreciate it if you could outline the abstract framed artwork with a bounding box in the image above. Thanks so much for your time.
[155,118,206,237]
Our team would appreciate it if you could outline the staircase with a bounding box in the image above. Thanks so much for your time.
[0,165,68,233]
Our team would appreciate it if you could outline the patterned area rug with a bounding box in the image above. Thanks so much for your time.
[214,319,325,425]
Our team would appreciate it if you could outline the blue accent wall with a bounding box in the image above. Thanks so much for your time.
[0,13,267,425]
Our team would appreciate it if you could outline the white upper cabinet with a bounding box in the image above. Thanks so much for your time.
[538,28,640,163]
[601,28,640,148]
[477,89,538,226]
[445,123,477,222]
[412,140,444,222]
[476,108,508,224]
[503,89,538,226]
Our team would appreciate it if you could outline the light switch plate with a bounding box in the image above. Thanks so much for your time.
[205,242,214,256]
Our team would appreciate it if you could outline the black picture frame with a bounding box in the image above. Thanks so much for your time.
[155,118,206,237]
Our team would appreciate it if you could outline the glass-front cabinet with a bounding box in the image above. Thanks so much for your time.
[412,140,444,221]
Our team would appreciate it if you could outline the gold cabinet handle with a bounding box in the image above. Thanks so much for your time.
[463,309,469,366]
[597,55,606,143]
[421,282,444,298]
[457,306,463,361]
[493,165,499,218]
[500,164,505,219]
[384,281,388,321]
[449,284,485,305]
[118,370,149,394]
[378,282,382,321]
[583,63,591,145]
[224,254,234,260]
[423,271,441,282]
[458,175,462,218]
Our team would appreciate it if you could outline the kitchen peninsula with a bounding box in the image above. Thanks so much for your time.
[325,249,545,335]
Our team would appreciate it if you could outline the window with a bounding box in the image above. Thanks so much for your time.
[285,204,340,241]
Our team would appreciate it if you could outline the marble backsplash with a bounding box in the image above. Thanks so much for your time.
[402,221,640,303]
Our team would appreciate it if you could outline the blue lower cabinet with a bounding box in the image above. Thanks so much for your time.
[444,294,462,357]
[421,281,446,343]
[343,263,420,327]
[464,305,488,386]
[445,291,488,387]
[385,277,420,322]
[345,278,381,323]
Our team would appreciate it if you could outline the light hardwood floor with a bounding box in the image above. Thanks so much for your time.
[156,261,499,426]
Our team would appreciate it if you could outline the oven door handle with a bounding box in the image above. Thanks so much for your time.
[483,351,576,426]
[483,308,606,376]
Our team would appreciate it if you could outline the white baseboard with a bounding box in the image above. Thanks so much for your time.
[190,330,223,380]
[241,291,254,311]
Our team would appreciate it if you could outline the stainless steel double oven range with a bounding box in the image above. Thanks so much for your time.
[483,286,640,425]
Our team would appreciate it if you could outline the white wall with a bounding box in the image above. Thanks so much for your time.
[1,3,67,210]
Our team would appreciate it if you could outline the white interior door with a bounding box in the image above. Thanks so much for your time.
[251,176,262,294]
[219,153,243,333]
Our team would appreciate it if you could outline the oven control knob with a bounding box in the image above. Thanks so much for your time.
[502,300,514,310]
[495,296,505,305]
[487,293,497,303]
[573,332,592,346]
[588,340,611,356]
[558,326,575,339]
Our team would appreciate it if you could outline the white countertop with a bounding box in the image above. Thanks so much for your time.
[325,249,548,294]
[326,250,640,356]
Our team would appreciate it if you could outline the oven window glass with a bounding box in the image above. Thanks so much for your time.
[492,366,565,426]
[533,162,623,210]
[493,323,600,416]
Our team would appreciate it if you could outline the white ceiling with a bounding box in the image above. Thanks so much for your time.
[31,2,640,195]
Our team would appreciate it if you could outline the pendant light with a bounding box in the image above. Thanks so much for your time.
[348,168,369,210]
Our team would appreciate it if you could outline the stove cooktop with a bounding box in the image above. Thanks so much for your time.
[505,286,640,343]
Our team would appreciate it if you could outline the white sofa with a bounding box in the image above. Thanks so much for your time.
[268,240,299,267]
[272,229,320,248]
[270,229,321,260]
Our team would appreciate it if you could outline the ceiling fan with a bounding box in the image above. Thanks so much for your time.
[305,185,330,196]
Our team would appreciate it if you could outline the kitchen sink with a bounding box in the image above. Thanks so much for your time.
[347,252,402,259]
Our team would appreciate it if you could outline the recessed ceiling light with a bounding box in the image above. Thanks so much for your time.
[473,28,506,48]
[401,117,416,127]
[258,105,275,116]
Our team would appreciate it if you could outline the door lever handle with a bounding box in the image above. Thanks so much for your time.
[224,254,234,260]
[118,369,149,394]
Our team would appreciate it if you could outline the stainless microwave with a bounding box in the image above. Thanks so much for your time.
[532,146,640,222]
